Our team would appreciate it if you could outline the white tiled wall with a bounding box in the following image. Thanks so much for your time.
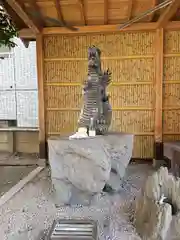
[0,38,38,127]
[0,91,16,120]
[0,54,15,90]
[16,91,38,127]
[14,39,38,90]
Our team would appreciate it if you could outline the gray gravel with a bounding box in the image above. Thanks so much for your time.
[0,163,153,240]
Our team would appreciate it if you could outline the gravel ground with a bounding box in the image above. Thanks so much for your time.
[0,163,154,240]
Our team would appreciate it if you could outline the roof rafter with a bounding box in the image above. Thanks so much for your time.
[78,0,86,25]
[127,0,133,20]
[29,0,45,27]
[48,1,78,31]
[104,0,108,24]
[54,0,64,23]
[6,0,40,34]
[157,0,180,27]
[149,0,157,21]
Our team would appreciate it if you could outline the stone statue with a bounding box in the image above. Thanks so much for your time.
[75,46,112,137]
[48,46,134,207]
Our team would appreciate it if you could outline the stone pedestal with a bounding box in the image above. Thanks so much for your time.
[48,133,134,206]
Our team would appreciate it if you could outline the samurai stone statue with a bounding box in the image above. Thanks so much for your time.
[77,46,112,135]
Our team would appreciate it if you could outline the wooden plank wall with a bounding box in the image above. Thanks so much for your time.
[43,31,156,158]
[163,30,180,142]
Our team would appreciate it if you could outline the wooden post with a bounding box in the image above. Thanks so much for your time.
[36,34,46,160]
[154,28,164,166]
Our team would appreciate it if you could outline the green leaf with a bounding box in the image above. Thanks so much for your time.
[0,5,18,48]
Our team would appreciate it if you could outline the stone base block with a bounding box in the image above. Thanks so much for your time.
[52,178,72,205]
[52,178,96,206]
[48,132,134,206]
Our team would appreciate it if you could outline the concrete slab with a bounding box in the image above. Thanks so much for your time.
[0,152,37,197]
[0,165,36,197]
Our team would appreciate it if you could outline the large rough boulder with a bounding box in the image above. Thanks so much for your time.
[48,133,134,206]
[48,136,111,206]
[134,167,180,240]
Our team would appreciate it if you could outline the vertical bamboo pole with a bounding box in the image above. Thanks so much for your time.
[154,28,164,165]
[36,34,46,160]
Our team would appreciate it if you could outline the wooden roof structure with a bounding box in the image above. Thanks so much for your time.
[3,0,180,40]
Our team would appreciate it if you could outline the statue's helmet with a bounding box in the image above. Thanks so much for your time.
[88,46,101,68]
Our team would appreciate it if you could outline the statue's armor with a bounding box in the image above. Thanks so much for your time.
[78,46,112,135]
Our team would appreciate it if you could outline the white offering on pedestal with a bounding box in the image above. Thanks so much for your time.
[89,117,96,137]
[89,130,96,137]
[69,127,88,140]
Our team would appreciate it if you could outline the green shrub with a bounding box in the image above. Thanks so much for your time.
[0,5,18,48]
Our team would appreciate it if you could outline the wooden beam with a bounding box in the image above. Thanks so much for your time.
[155,28,164,143]
[36,34,46,159]
[149,0,157,21]
[6,0,40,34]
[164,19,180,29]
[104,0,108,24]
[127,0,133,20]
[19,28,36,39]
[19,21,180,38]
[157,0,180,28]
[154,28,164,163]
[78,0,87,25]
[29,0,45,27]
[54,0,65,23]
[43,22,157,35]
